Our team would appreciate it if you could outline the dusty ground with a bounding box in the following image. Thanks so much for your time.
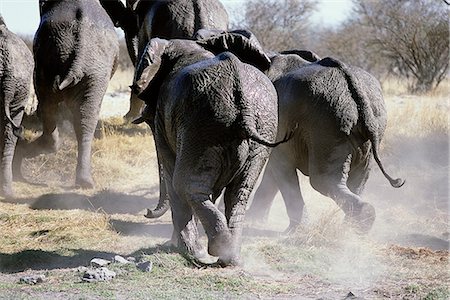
[0,85,448,299]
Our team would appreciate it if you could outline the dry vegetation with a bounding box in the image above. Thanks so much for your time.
[0,71,448,299]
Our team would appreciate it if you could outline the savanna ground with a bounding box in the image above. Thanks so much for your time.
[0,69,448,299]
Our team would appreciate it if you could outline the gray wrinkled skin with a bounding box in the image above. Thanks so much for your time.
[0,16,33,198]
[248,53,404,234]
[100,0,229,218]
[18,0,119,188]
[134,38,278,265]
[100,0,229,120]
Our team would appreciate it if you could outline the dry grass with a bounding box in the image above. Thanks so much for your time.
[383,79,449,138]
[0,77,448,299]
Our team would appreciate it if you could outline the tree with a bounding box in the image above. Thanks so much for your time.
[235,0,317,52]
[353,0,449,93]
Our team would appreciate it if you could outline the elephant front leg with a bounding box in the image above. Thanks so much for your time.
[26,94,60,158]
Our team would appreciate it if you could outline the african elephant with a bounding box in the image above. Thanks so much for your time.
[99,0,229,120]
[247,51,405,233]
[19,0,119,188]
[0,16,33,198]
[132,33,291,265]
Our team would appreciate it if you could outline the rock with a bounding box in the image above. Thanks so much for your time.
[126,256,136,263]
[77,266,88,273]
[90,258,111,268]
[82,267,116,282]
[114,255,131,264]
[137,261,153,272]
[19,275,46,285]
[344,292,365,299]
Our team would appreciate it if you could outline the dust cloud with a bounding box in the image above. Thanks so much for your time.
[242,130,448,289]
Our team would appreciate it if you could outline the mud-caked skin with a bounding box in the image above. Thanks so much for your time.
[18,0,119,188]
[248,52,405,234]
[133,34,282,265]
[0,16,34,198]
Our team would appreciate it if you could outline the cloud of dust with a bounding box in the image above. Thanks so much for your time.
[242,130,448,288]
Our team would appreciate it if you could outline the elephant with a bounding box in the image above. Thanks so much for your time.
[18,0,119,188]
[138,29,277,220]
[247,51,405,233]
[0,16,34,198]
[132,32,292,265]
[99,0,229,121]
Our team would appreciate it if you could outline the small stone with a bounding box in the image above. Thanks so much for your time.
[137,261,153,272]
[19,275,46,285]
[77,266,88,273]
[82,267,116,282]
[126,256,136,263]
[90,258,111,268]
[114,255,131,264]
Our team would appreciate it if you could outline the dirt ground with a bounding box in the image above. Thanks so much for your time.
[0,91,448,299]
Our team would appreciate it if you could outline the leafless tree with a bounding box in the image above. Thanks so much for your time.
[353,0,449,93]
[234,0,317,51]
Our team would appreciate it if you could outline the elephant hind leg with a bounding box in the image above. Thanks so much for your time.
[67,78,109,188]
[222,151,270,265]
[246,159,279,225]
[155,136,207,262]
[309,149,375,233]
[171,147,231,260]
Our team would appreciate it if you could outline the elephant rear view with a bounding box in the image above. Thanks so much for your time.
[24,0,119,188]
[0,16,33,198]
[133,35,288,265]
[248,53,404,233]
[100,0,229,120]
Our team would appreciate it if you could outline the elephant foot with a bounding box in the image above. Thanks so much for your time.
[207,230,233,258]
[283,221,300,235]
[345,202,376,234]
[217,254,241,267]
[75,176,94,189]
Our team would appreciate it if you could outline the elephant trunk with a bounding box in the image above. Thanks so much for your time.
[144,196,169,218]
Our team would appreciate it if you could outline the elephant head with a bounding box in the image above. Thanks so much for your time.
[266,49,321,81]
[134,31,273,109]
[195,29,272,71]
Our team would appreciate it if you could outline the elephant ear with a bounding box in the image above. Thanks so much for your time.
[280,50,321,62]
[0,15,5,26]
[196,29,271,71]
[133,38,170,99]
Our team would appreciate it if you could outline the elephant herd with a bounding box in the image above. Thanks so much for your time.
[0,0,404,266]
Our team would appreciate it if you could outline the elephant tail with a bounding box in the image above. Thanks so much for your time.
[144,196,170,219]
[2,78,24,140]
[319,57,405,189]
[245,123,298,148]
[371,138,405,188]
